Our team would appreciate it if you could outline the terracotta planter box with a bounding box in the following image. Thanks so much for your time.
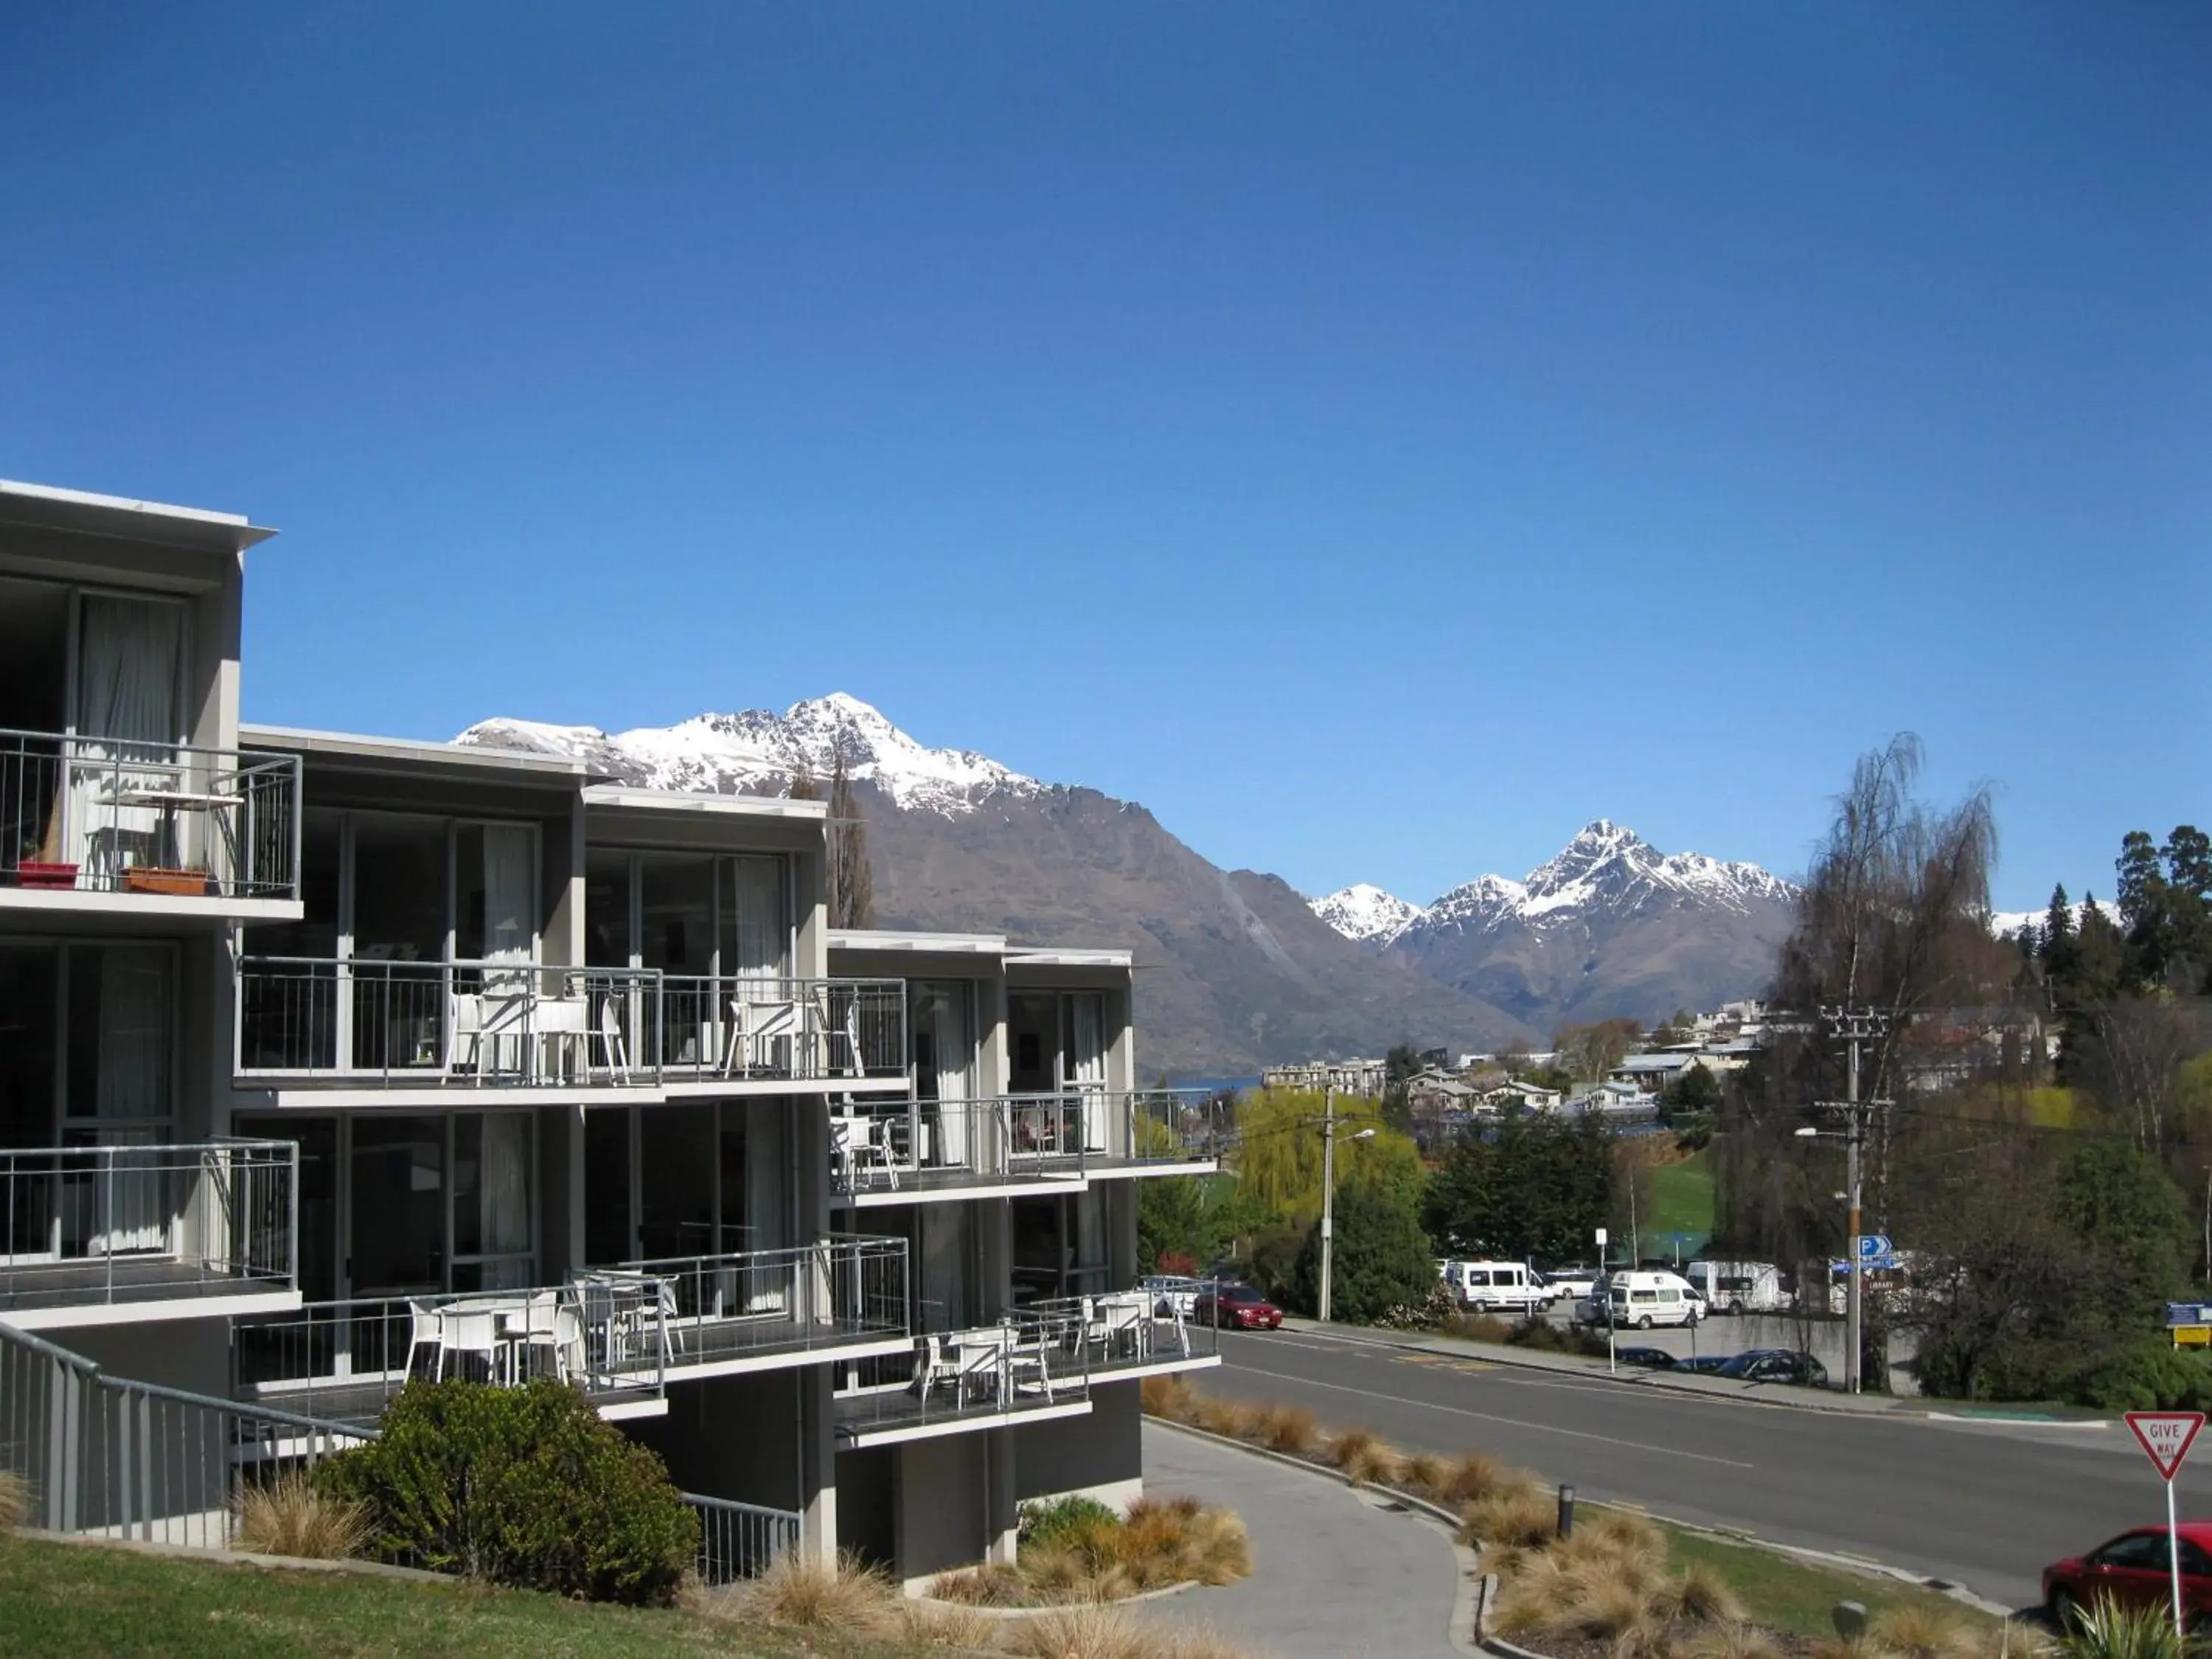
[15,861,79,889]
[123,867,210,897]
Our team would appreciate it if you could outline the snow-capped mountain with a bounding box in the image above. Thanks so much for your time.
[1309,883,1427,943]
[1987,897,2109,939]
[1312,821,1795,945]
[1320,821,1801,1027]
[460,694,1045,817]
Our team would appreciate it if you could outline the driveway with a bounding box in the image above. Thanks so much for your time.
[1132,1419,1466,1659]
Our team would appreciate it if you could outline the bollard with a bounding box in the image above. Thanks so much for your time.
[1833,1601,1868,1640]
[1557,1483,1575,1539]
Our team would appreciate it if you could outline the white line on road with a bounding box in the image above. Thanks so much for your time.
[1220,1360,1758,1469]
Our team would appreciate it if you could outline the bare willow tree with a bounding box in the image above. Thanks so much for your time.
[826,744,874,930]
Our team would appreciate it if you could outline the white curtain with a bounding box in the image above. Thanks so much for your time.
[479,1112,532,1259]
[726,855,786,983]
[481,825,534,967]
[1074,1187,1107,1285]
[921,984,972,1166]
[745,1099,787,1312]
[88,947,173,1253]
[921,1203,968,1332]
[1070,994,1108,1153]
[69,597,183,877]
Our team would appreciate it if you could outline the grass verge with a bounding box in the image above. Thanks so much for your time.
[1653,1521,2003,1641]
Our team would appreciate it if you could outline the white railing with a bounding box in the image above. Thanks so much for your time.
[235,957,662,1088]
[831,1089,1225,1194]
[620,1234,908,1369]
[649,976,906,1083]
[0,728,300,901]
[0,1139,296,1316]
[1026,1279,1217,1373]
[835,1305,1092,1440]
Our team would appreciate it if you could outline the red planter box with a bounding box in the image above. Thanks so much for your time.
[15,861,79,889]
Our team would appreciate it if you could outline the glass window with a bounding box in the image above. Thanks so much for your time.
[452,1111,534,1288]
[64,945,171,1128]
[584,849,634,969]
[349,1116,445,1295]
[721,855,787,981]
[582,1107,632,1266]
[639,854,714,974]
[2095,1534,2169,1571]
[352,814,447,964]
[639,1105,714,1261]
[0,942,58,1148]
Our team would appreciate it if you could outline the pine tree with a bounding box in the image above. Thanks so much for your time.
[2039,883,2077,989]
[825,746,874,930]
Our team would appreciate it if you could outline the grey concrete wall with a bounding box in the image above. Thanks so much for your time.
[1014,1379,1143,1508]
[896,1433,991,1585]
[626,1370,810,1512]
[836,1444,898,1569]
[58,1316,234,1399]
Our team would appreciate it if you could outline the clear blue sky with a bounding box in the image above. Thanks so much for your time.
[4,4,2205,913]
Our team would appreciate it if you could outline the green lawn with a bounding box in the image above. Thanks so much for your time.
[1652,1519,2006,1638]
[0,1534,907,1659]
[1647,1149,1716,1239]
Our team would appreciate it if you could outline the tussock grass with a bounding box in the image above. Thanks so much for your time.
[995,1604,1267,1659]
[1187,1394,1246,1439]
[1870,1603,1986,1659]
[1459,1480,1557,1548]
[229,1473,367,1561]
[896,1596,1001,1649]
[1681,1621,1787,1659]
[706,1550,894,1637]
[1141,1375,1199,1422]
[1329,1431,1399,1488]
[931,1561,1030,1606]
[1251,1405,1318,1456]
[1652,1562,1747,1627]
[0,1469,31,1531]
[1398,1452,1449,1499]
[1443,1451,1512,1506]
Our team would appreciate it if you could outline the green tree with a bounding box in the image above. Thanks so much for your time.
[1230,1089,1421,1221]
[1662,1061,1722,1116]
[1290,1172,1436,1321]
[1424,1110,1615,1264]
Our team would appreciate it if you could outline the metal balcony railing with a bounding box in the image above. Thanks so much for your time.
[0,1139,296,1317]
[650,975,907,1083]
[619,1233,908,1372]
[1026,1279,1221,1375]
[831,1088,1225,1195]
[1,728,300,901]
[234,957,663,1088]
[835,1304,1092,1441]
[686,1492,802,1585]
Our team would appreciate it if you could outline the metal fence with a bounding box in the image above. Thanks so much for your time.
[619,1234,908,1368]
[1026,1279,1220,1374]
[0,1320,372,1545]
[684,1490,803,1585]
[651,976,907,1082]
[0,1139,296,1317]
[832,1089,1222,1194]
[0,728,299,900]
[234,957,664,1087]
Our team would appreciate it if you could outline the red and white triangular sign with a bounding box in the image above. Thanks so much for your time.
[2126,1411,2206,1482]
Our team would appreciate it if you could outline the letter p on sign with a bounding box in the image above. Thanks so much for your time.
[2127,1412,2206,1482]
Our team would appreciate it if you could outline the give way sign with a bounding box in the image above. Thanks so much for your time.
[2126,1412,2206,1482]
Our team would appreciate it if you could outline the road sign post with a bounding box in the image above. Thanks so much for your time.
[1596,1228,1613,1374]
[2125,1411,2205,1644]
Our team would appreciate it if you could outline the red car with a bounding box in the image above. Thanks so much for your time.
[1197,1284,1283,1330]
[2043,1523,2212,1632]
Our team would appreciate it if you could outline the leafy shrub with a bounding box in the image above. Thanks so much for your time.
[1374,1283,1462,1329]
[316,1380,696,1605]
[2062,1342,2212,1412]
[1020,1493,1121,1552]
[2064,1595,2180,1659]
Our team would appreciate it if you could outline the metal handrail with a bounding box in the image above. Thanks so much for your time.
[651,975,907,1082]
[831,1088,1223,1193]
[0,726,301,900]
[1026,1279,1218,1370]
[683,1490,802,1585]
[617,1234,909,1356]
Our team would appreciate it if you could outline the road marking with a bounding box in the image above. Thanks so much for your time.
[1220,1360,1757,1469]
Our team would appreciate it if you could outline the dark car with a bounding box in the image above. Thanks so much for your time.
[1197,1284,1283,1330]
[2045,1525,2212,1632]
[1615,1346,1676,1369]
[1677,1353,1733,1374]
[1714,1349,1829,1387]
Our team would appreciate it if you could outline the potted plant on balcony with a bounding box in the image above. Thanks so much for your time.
[122,863,212,897]
[13,832,77,888]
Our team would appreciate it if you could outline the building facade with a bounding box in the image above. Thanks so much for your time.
[0,479,1222,1586]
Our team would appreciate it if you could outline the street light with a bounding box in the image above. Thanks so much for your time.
[1318,1084,1377,1324]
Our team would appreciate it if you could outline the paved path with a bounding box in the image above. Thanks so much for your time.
[1207,1324,2158,1613]
[1133,1419,1464,1659]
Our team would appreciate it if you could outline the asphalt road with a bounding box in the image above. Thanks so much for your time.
[1203,1325,2180,1613]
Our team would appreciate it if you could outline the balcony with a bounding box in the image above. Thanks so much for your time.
[231,1235,910,1428]
[0,1140,299,1329]
[234,958,666,1101]
[834,1306,1093,1447]
[647,975,908,1093]
[0,728,301,915]
[830,1089,1226,1204]
[1024,1281,1222,1382]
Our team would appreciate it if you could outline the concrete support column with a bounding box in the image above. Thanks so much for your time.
[800,1365,838,1562]
[986,1426,1019,1565]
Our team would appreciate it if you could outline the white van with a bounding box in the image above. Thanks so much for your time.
[1685,1260,1790,1316]
[1602,1270,1700,1329]
[1441,1260,1549,1315]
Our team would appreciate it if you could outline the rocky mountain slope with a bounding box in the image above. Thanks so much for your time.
[1310,821,1800,1029]
[459,696,1535,1073]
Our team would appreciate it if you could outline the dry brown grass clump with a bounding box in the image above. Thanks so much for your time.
[1186,1394,1246,1439]
[1459,1478,1557,1548]
[1868,1604,1987,1659]
[1329,1430,1401,1487]
[1444,1450,1512,1506]
[0,1470,31,1531]
[1680,1621,1787,1659]
[1251,1403,1319,1456]
[1141,1374,1200,1422]
[897,1597,1001,1649]
[1397,1451,1449,1499]
[931,1561,1031,1606]
[1651,1562,1747,1627]
[229,1472,368,1560]
[709,1550,896,1637]
[995,1605,1265,1659]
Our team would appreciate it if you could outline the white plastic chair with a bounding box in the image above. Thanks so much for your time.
[436,1308,502,1383]
[534,996,590,1082]
[593,991,631,1082]
[404,1300,442,1380]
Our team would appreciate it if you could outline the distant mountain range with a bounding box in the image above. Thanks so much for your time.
[460,698,1801,1071]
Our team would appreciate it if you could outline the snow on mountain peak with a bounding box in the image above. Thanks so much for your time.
[457,694,1043,816]
[1310,823,1796,944]
[1309,884,1426,943]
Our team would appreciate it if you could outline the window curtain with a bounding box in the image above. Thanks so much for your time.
[919,984,972,1166]
[479,1112,532,1262]
[69,597,184,877]
[1069,994,1108,1153]
[89,947,173,1253]
[744,1099,787,1312]
[920,1203,969,1332]
[726,855,786,984]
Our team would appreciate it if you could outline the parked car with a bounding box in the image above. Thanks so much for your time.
[1197,1284,1284,1330]
[1677,1352,1733,1374]
[1685,1259,1793,1316]
[1439,1259,1551,1315]
[1615,1346,1676,1369]
[2045,1526,2212,1632]
[1543,1265,1601,1304]
[1601,1270,1702,1329]
[1714,1349,1828,1387]
[1142,1275,1204,1319]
